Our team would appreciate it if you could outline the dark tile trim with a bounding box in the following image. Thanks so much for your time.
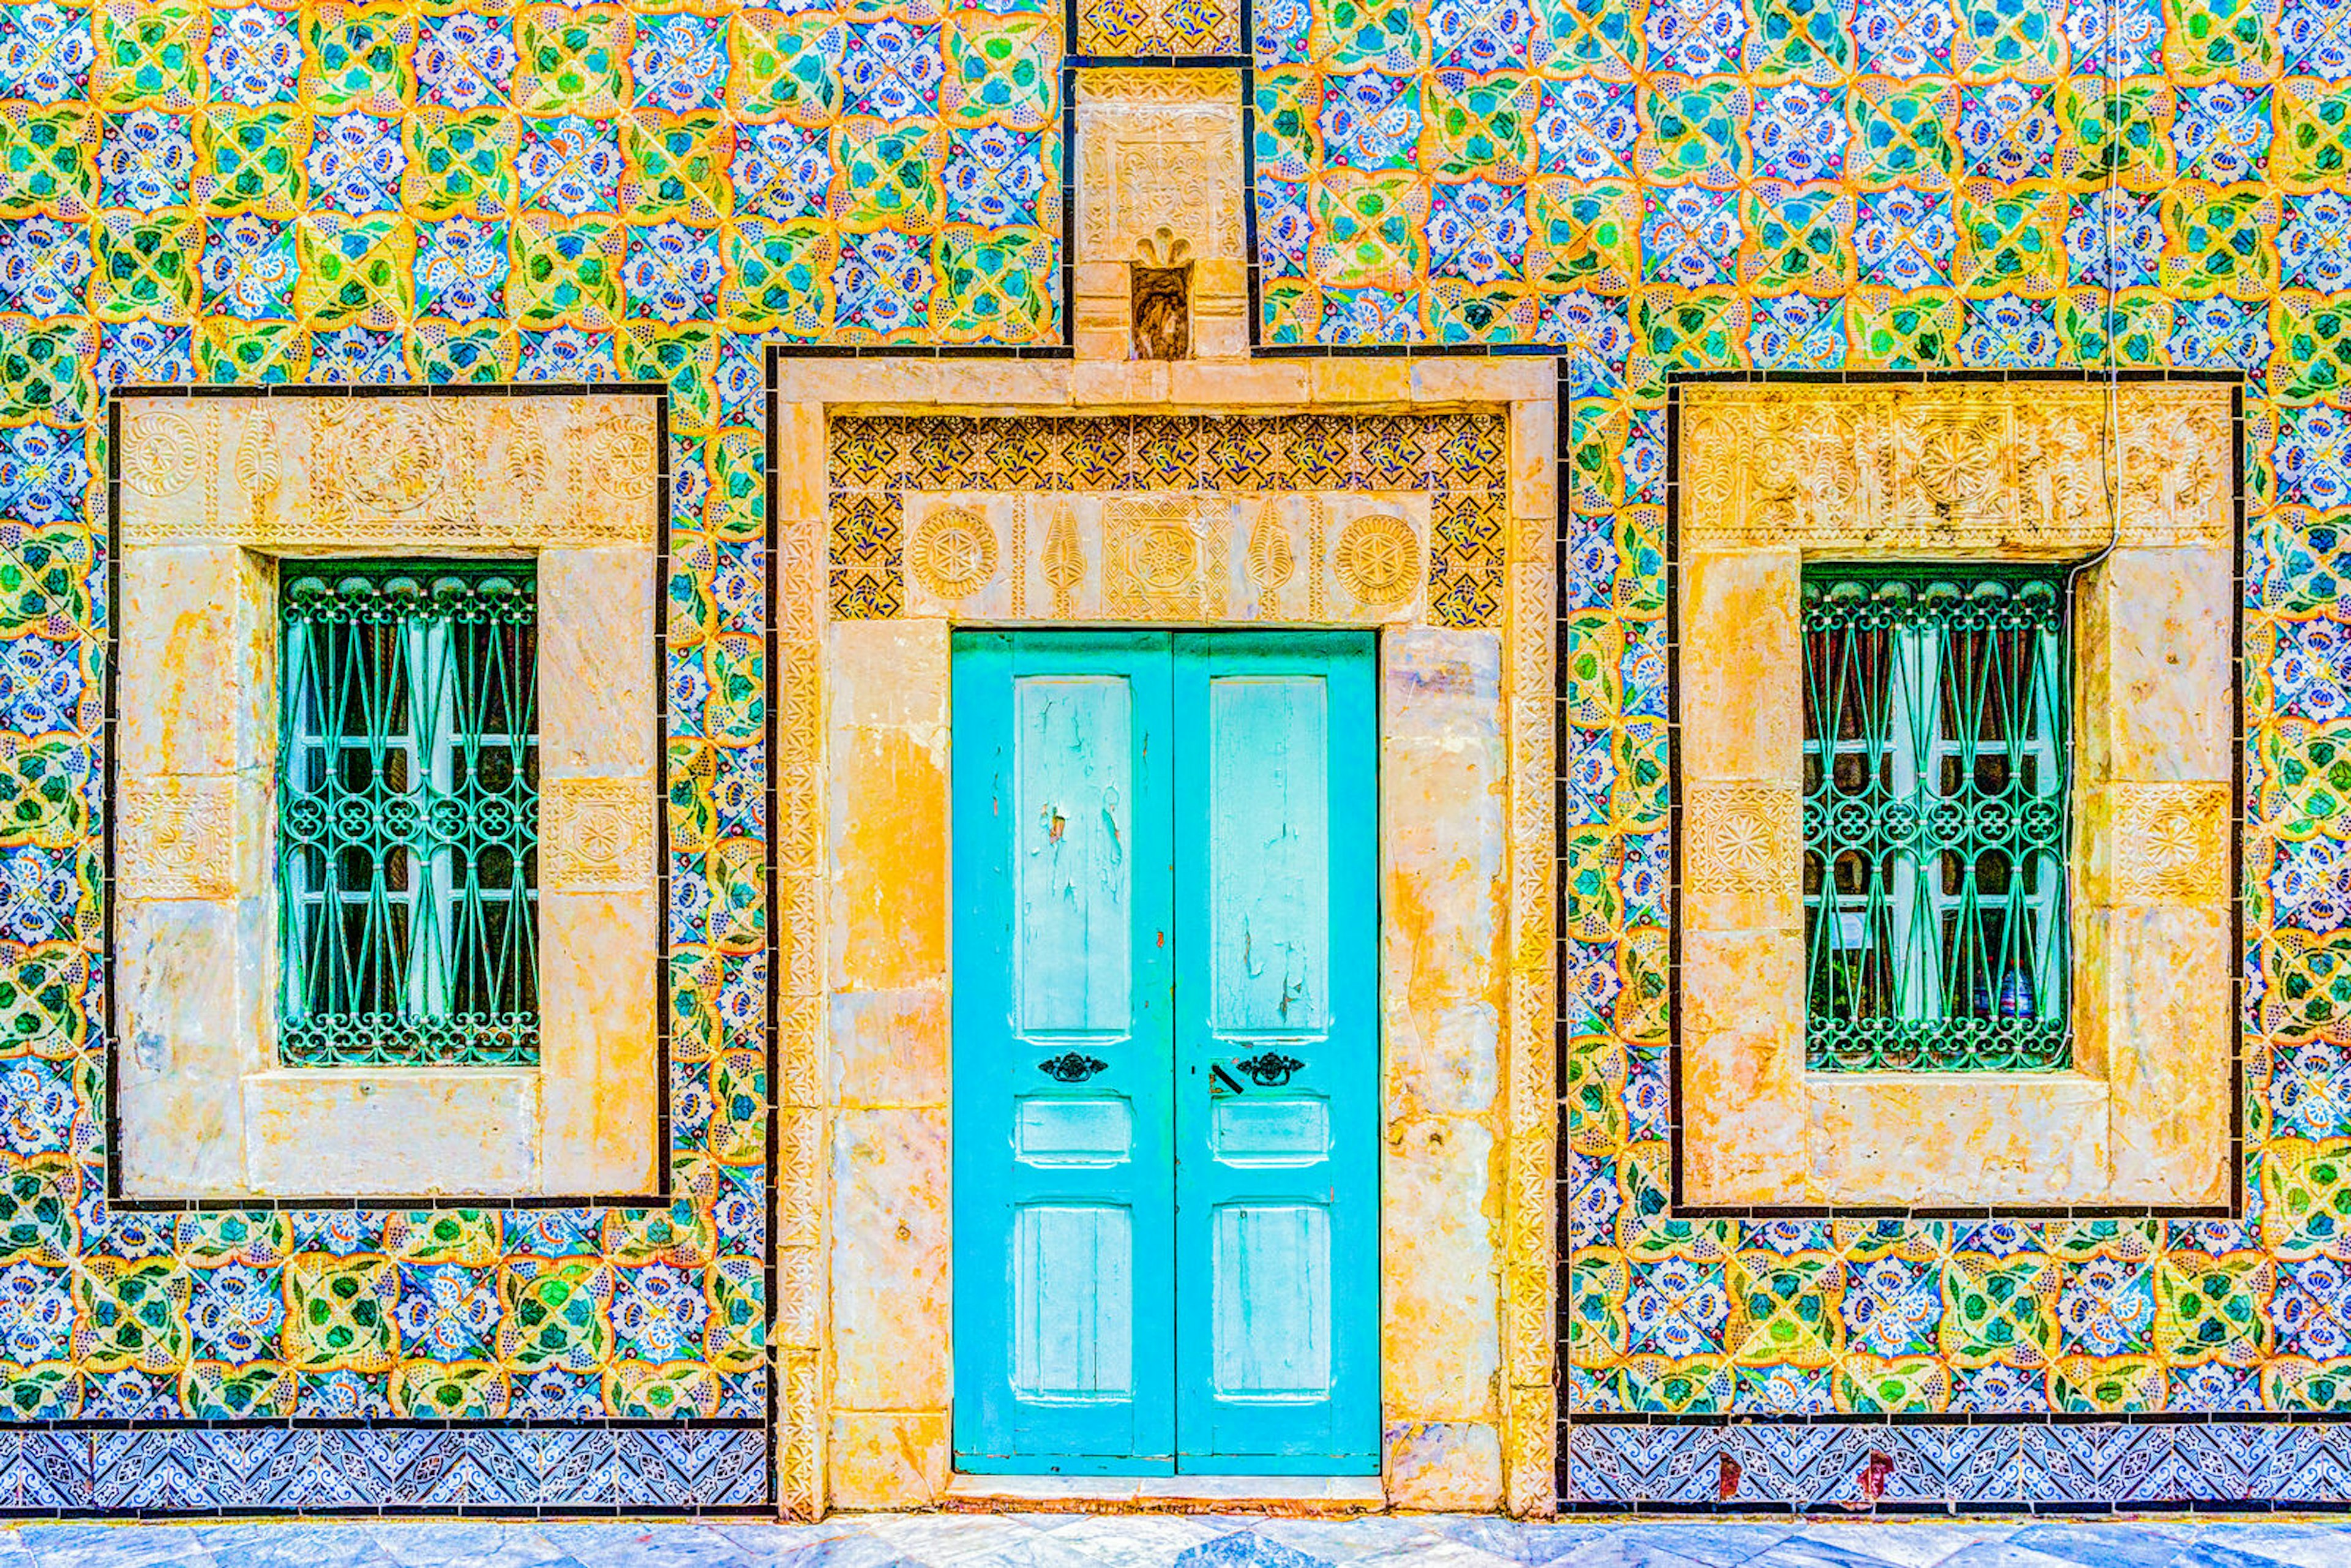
[101,381,678,1214]
[1652,367,2251,1223]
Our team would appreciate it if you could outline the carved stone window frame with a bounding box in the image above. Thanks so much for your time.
[1670,373,2243,1214]
[107,386,669,1204]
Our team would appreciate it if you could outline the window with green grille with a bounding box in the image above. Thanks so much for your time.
[277,561,539,1068]
[1801,566,2072,1073]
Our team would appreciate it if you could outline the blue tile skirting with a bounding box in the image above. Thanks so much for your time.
[1566,1419,2351,1509]
[0,1427,768,1513]
[7,1419,2349,1513]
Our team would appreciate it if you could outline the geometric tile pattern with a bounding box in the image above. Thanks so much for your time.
[1079,0,1243,58]
[0,1425,767,1511]
[825,411,1510,627]
[1567,1419,2351,1507]
[0,0,794,1499]
[0,0,2341,1523]
[1468,0,2351,1461]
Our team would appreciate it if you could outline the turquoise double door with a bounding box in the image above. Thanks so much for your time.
[950,631,1379,1475]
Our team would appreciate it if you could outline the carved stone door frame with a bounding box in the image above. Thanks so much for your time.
[766,353,1559,1518]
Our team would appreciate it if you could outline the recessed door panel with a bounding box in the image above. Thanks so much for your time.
[1207,677,1329,1035]
[1210,1202,1332,1400]
[1014,677,1131,1035]
[1013,1204,1134,1400]
[1015,1097,1134,1166]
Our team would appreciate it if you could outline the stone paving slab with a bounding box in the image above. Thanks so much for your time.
[2,1516,2350,1568]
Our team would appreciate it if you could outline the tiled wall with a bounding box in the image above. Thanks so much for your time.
[0,0,2345,1518]
[1276,0,2351,1501]
[0,1,901,1510]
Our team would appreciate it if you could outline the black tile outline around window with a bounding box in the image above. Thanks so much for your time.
[101,381,677,1215]
[1653,369,2248,1224]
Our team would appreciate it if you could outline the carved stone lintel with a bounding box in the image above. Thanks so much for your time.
[119,394,659,549]
[1682,383,2234,552]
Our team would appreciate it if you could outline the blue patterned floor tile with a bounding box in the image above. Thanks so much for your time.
[1241,1519,1448,1562]
[1768,1523,2028,1567]
[175,1523,391,1568]
[11,1516,2351,1568]
[1414,1521,1625,1564]
[1030,1515,1231,1568]
[1599,1523,1813,1567]
[1927,1547,2143,1568]
[1170,1531,1335,1568]
[549,1524,820,1568]
[2165,1545,2346,1568]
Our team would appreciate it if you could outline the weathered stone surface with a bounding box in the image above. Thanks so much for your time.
[244,1071,539,1196]
[538,888,661,1196]
[539,546,658,779]
[831,1107,952,1411]
[1383,1115,1499,1420]
[830,1412,951,1510]
[1385,1420,1503,1512]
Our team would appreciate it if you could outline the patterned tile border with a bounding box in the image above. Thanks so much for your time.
[0,1425,770,1515]
[1564,1419,2351,1510]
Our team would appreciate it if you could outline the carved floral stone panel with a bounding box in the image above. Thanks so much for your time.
[901,490,1431,621]
[828,413,1507,629]
[119,396,658,550]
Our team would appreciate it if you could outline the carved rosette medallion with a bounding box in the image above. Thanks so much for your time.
[122,410,204,498]
[542,776,654,893]
[2111,782,2231,902]
[1333,512,1420,610]
[320,401,468,523]
[1685,781,1800,897]
[910,505,1000,601]
[116,777,236,900]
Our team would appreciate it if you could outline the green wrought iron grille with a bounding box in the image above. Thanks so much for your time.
[277,561,539,1068]
[1801,566,2072,1073]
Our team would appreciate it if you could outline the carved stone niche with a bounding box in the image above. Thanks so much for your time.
[1075,68,1245,359]
[1131,227,1191,360]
